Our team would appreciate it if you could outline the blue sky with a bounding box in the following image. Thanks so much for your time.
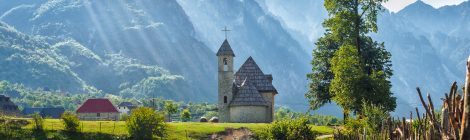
[383,0,468,12]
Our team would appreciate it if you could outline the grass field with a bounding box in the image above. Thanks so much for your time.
[22,119,334,139]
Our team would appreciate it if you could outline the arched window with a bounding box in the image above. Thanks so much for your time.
[223,58,228,65]
[223,58,228,71]
[224,96,227,103]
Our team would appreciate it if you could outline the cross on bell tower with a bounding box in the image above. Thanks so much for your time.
[222,26,231,39]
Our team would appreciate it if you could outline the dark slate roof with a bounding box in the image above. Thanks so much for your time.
[41,107,65,118]
[234,57,277,93]
[216,39,235,56]
[22,107,65,118]
[118,102,134,107]
[22,108,42,115]
[230,80,269,106]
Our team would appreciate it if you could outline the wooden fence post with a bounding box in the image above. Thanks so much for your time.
[99,122,102,133]
[460,55,470,139]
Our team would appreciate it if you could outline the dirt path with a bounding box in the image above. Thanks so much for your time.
[210,127,256,140]
[316,134,333,139]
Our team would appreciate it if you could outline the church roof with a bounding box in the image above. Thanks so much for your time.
[230,80,269,106]
[234,57,277,93]
[216,39,235,56]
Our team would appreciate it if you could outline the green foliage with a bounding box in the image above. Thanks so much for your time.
[259,117,317,140]
[0,22,186,102]
[203,111,218,119]
[187,102,217,119]
[330,45,365,114]
[126,107,166,139]
[361,102,389,134]
[0,80,132,112]
[31,112,47,139]
[0,116,31,139]
[307,0,395,114]
[338,102,390,138]
[120,113,129,121]
[32,112,44,131]
[164,100,179,121]
[61,112,80,133]
[275,106,341,126]
[342,117,367,135]
[181,109,191,122]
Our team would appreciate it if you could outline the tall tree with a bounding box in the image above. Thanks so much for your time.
[306,0,395,115]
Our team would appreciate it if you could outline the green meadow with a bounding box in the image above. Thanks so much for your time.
[20,119,333,139]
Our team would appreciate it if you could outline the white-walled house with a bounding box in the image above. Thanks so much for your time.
[117,102,136,115]
[76,99,120,121]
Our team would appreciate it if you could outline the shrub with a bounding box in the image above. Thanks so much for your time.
[164,101,178,122]
[361,102,389,134]
[259,117,317,140]
[204,111,218,119]
[126,107,166,139]
[180,109,191,122]
[32,112,44,131]
[336,102,390,138]
[31,112,47,139]
[61,112,80,133]
[120,113,129,121]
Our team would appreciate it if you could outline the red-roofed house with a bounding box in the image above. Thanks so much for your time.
[76,99,120,121]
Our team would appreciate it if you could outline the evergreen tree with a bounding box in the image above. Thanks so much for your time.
[306,0,396,115]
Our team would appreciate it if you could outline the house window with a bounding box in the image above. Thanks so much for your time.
[224,96,227,103]
[97,113,100,117]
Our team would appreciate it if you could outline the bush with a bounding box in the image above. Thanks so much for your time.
[180,109,191,122]
[259,117,317,140]
[204,111,218,119]
[361,102,389,134]
[336,102,390,138]
[61,112,80,133]
[126,107,166,139]
[32,112,47,139]
[164,101,178,122]
[32,112,44,131]
[120,113,129,121]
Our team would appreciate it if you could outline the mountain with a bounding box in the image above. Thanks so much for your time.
[0,21,191,100]
[255,0,327,52]
[177,0,312,108]
[0,0,315,109]
[0,22,87,93]
[0,0,216,102]
[257,0,470,116]
[2,0,467,116]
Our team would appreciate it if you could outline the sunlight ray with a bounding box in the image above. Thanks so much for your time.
[83,0,113,53]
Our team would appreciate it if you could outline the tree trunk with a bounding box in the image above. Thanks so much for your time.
[460,55,470,139]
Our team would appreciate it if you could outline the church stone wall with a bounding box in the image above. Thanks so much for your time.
[229,106,268,123]
[261,92,275,122]
[218,56,234,123]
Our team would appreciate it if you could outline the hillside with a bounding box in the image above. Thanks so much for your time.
[0,21,192,102]
[0,0,215,102]
[0,0,315,109]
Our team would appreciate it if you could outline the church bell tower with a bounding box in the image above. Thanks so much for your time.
[216,38,235,123]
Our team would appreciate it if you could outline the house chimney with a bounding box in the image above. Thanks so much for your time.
[266,74,273,83]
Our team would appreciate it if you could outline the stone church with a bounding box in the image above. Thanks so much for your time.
[217,39,277,123]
